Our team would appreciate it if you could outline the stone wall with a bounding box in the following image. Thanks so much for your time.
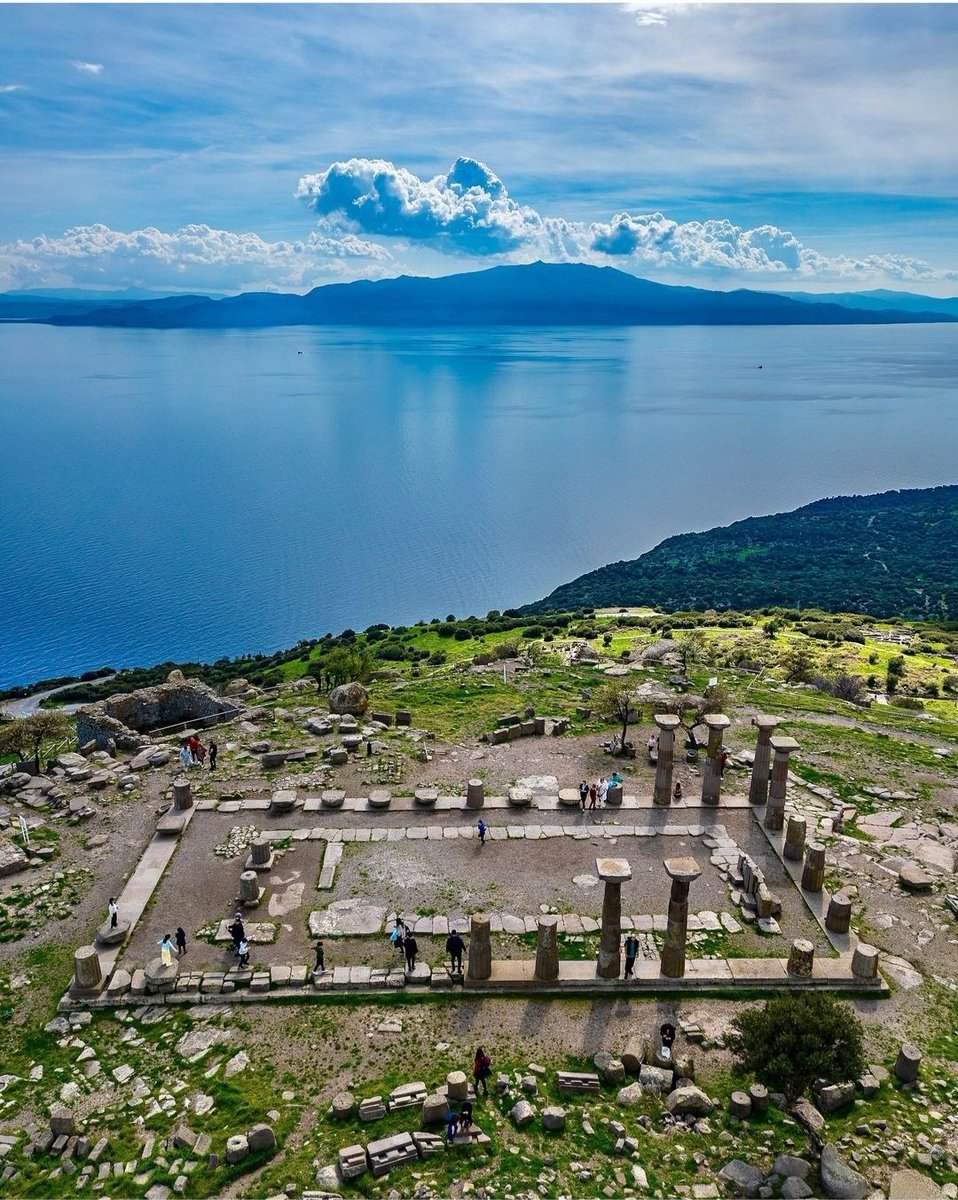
[75,678,243,751]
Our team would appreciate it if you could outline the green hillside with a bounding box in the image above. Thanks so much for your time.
[525,486,958,618]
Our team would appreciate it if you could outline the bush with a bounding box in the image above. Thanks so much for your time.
[437,623,456,638]
[453,627,472,641]
[728,993,865,1102]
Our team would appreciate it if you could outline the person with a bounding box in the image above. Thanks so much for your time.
[404,934,418,971]
[673,781,683,801]
[648,733,658,756]
[314,939,325,973]
[473,1046,491,1097]
[446,1107,459,1145]
[158,933,175,967]
[237,938,250,968]
[229,914,245,957]
[390,921,405,956]
[458,1099,473,1133]
[720,749,730,776]
[446,930,465,973]
[578,780,589,810]
[179,744,193,770]
[195,741,207,766]
[209,741,218,770]
[477,818,487,845]
[588,782,598,810]
[175,926,187,956]
[108,898,119,929]
[188,733,200,760]
[624,933,639,978]
[598,777,608,806]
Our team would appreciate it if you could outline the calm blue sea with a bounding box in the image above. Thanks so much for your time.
[1,322,956,687]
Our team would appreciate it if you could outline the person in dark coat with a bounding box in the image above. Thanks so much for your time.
[175,927,188,956]
[404,934,418,971]
[446,930,465,973]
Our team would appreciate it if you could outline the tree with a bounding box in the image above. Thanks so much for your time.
[0,710,73,772]
[307,645,372,691]
[666,683,729,749]
[778,643,817,683]
[727,993,865,1104]
[593,683,642,753]
[886,655,905,695]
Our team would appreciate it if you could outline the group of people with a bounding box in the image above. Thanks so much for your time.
[389,919,420,970]
[179,733,218,770]
[444,1046,492,1143]
[157,928,188,965]
[577,772,624,810]
[228,912,251,967]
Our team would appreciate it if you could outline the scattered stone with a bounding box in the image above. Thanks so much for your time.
[888,1169,943,1200]
[542,1106,566,1132]
[718,1160,765,1198]
[510,1100,536,1127]
[225,1135,249,1164]
[667,1085,713,1116]
[616,1082,644,1108]
[819,1143,868,1199]
[331,1093,355,1119]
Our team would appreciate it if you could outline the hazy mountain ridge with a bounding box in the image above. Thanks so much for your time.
[523,485,958,619]
[7,262,956,328]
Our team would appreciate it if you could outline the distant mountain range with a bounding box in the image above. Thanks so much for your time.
[778,288,958,319]
[522,485,958,620]
[2,262,956,328]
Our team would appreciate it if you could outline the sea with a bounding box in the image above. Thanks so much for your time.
[1,321,956,687]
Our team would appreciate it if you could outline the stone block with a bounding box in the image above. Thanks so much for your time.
[367,1131,418,1177]
[358,1096,386,1122]
[338,1143,367,1180]
[225,1135,248,1164]
[556,1071,600,1095]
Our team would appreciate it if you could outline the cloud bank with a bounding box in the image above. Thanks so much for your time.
[298,156,957,284]
[0,223,391,292]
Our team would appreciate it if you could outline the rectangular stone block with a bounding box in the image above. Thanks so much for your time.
[367,1131,418,1177]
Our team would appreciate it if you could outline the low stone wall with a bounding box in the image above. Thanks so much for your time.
[75,678,243,751]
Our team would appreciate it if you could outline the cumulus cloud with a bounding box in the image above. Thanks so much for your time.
[73,61,103,76]
[0,223,391,292]
[297,156,956,285]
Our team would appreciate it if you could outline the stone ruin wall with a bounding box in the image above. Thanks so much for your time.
[75,678,243,750]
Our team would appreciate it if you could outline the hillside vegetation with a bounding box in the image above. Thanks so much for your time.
[524,486,958,619]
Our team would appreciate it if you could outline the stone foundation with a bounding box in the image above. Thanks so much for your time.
[75,677,243,751]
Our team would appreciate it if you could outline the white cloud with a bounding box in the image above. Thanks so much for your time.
[73,61,103,76]
[298,156,957,285]
[0,222,391,292]
[0,83,26,93]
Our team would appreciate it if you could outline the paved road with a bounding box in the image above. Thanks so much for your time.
[0,676,115,719]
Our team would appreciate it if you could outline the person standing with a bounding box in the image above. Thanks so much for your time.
[473,1046,491,1097]
[175,926,187,956]
[404,934,418,971]
[578,780,588,810]
[108,898,119,929]
[624,933,639,978]
[229,914,245,957]
[158,934,175,967]
[209,741,218,770]
[588,782,598,810]
[314,939,325,973]
[179,744,193,770]
[477,818,487,845]
[446,930,465,973]
[195,741,206,766]
[598,777,608,806]
[237,938,250,968]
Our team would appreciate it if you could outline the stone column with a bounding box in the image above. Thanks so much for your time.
[851,943,879,979]
[172,779,193,810]
[895,1044,922,1083]
[765,736,799,831]
[825,893,852,934]
[652,715,680,807]
[786,938,814,977]
[701,714,731,806]
[748,716,779,805]
[801,842,826,892]
[661,858,701,978]
[73,945,103,991]
[466,779,485,809]
[605,782,623,807]
[467,914,491,980]
[783,815,807,861]
[534,917,559,981]
[596,858,632,978]
[248,837,274,872]
[239,871,262,907]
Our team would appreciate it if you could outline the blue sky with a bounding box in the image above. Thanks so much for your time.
[1,3,957,294]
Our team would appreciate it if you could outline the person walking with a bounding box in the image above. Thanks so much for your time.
[208,741,218,770]
[578,780,588,810]
[179,744,193,770]
[588,781,598,811]
[108,898,119,929]
[404,934,418,971]
[624,933,639,978]
[473,1046,491,1097]
[229,914,245,957]
[175,926,187,956]
[158,933,175,967]
[477,818,487,845]
[314,939,325,973]
[390,921,405,956]
[237,938,250,968]
[446,930,465,973]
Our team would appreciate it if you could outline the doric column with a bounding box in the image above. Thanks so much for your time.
[534,917,559,981]
[787,938,814,977]
[652,715,680,807]
[825,893,852,934]
[764,736,799,831]
[783,814,807,861]
[701,714,731,806]
[172,779,193,810]
[661,858,702,978]
[748,716,779,805]
[596,858,632,978]
[73,946,103,991]
[467,914,491,980]
[466,779,485,809]
[801,842,826,892]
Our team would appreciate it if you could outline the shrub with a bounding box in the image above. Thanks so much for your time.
[453,628,472,641]
[728,993,865,1102]
[437,624,456,638]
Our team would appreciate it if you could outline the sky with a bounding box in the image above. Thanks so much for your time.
[1,2,957,295]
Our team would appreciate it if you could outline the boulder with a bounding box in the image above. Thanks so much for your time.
[542,1106,566,1131]
[616,1082,644,1108]
[331,1092,355,1119]
[888,1169,943,1200]
[246,1124,275,1152]
[899,862,933,892]
[782,1180,814,1200]
[329,682,369,716]
[314,1164,342,1192]
[666,1084,713,1116]
[717,1160,765,1198]
[510,1100,536,1127]
[817,1082,855,1113]
[819,1143,868,1199]
[791,1097,825,1138]
[638,1064,673,1093]
[598,1056,626,1086]
[773,1155,811,1180]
